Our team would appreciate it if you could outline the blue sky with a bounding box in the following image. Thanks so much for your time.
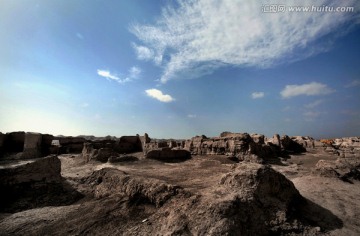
[0,0,359,139]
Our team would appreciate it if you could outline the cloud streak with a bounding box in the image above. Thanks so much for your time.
[131,0,359,83]
[145,89,175,102]
[281,82,334,98]
[304,100,324,109]
[97,66,141,84]
[344,79,360,88]
[251,92,265,99]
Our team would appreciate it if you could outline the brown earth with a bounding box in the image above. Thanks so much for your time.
[0,149,359,235]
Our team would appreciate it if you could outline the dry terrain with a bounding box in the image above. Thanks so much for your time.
[0,149,359,235]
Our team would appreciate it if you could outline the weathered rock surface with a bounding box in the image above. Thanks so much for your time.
[0,155,82,212]
[0,151,347,235]
[280,135,307,153]
[184,132,280,162]
[72,164,320,235]
[22,132,42,159]
[84,168,182,207]
[314,157,360,182]
[81,142,136,163]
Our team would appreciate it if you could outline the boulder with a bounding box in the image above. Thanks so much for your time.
[292,136,315,149]
[130,163,307,235]
[266,134,281,147]
[95,148,114,162]
[281,135,306,153]
[0,155,82,212]
[314,158,360,182]
[82,142,96,162]
[84,168,181,207]
[81,143,114,162]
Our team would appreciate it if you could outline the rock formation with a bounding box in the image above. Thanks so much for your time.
[314,157,360,182]
[81,135,145,162]
[80,164,318,235]
[22,132,42,159]
[0,155,82,212]
[184,132,281,162]
[280,135,307,153]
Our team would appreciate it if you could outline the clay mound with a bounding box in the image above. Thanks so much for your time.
[0,163,336,235]
[314,158,360,182]
[83,168,183,207]
[0,155,83,212]
[121,164,317,235]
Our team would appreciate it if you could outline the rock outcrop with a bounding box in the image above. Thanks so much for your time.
[84,168,181,207]
[78,164,319,235]
[184,132,280,162]
[81,142,117,163]
[333,137,360,158]
[0,155,82,212]
[81,135,144,162]
[22,132,42,159]
[314,157,360,182]
[280,135,307,153]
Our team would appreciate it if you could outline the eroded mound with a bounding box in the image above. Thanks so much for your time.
[83,168,183,207]
[0,156,83,212]
[74,164,321,235]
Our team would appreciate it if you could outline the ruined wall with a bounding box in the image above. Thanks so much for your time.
[184,133,281,162]
[22,133,42,159]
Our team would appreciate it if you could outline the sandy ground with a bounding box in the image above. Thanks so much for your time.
[0,150,359,235]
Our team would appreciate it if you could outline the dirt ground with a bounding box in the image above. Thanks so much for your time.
[0,149,359,235]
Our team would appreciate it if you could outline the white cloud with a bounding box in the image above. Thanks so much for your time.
[130,0,359,83]
[304,99,324,109]
[344,79,360,88]
[187,114,197,118]
[132,43,154,61]
[97,67,141,84]
[97,70,121,82]
[251,92,265,99]
[280,82,334,98]
[145,89,175,102]
[129,66,141,79]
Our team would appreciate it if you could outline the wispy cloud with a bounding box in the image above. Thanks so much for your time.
[280,82,334,98]
[128,66,141,79]
[145,88,175,102]
[132,43,154,61]
[304,99,324,109]
[303,111,326,121]
[97,66,141,84]
[344,79,360,88]
[187,114,197,118]
[130,0,359,83]
[251,92,265,99]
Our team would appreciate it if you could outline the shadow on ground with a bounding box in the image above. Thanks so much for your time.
[0,178,83,213]
[297,198,343,232]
